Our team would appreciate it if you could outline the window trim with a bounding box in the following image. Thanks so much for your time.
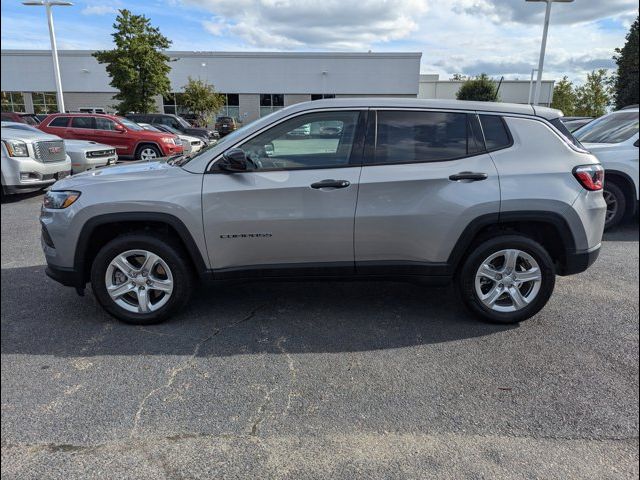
[206,108,368,174]
[70,116,96,130]
[363,109,491,167]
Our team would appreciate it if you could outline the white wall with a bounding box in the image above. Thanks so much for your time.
[1,50,421,96]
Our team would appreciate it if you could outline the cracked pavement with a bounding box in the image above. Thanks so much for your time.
[1,193,639,479]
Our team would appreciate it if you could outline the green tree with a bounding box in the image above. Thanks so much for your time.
[551,76,577,115]
[181,77,225,126]
[93,10,172,114]
[456,74,500,102]
[574,69,613,117]
[612,14,639,109]
[450,73,467,81]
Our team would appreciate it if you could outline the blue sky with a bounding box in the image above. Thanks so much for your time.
[1,0,637,83]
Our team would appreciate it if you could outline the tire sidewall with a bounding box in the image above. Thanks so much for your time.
[603,181,626,230]
[458,235,556,324]
[91,234,192,324]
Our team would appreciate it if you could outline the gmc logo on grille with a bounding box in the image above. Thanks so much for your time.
[48,146,62,154]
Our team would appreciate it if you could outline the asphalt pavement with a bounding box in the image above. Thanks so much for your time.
[1,192,638,479]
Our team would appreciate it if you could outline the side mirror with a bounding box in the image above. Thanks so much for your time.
[218,148,253,172]
[114,124,126,133]
[264,142,274,157]
[634,139,639,148]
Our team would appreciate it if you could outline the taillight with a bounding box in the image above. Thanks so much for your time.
[573,164,604,191]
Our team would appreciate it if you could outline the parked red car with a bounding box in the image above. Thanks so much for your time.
[38,113,183,160]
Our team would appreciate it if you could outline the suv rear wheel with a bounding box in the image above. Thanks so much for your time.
[90,233,193,324]
[457,235,556,324]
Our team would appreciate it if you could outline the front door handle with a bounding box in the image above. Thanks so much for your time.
[449,172,488,182]
[310,179,351,189]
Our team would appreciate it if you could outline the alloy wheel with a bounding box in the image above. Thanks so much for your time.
[603,189,618,224]
[140,148,158,160]
[474,249,542,313]
[105,249,173,314]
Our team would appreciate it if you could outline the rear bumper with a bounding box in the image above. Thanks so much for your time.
[560,243,601,276]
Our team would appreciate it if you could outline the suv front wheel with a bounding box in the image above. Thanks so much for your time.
[457,235,556,324]
[90,233,193,324]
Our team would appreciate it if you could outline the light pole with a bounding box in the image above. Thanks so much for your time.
[22,1,73,113]
[526,0,573,105]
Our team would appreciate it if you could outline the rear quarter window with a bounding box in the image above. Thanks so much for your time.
[479,115,512,151]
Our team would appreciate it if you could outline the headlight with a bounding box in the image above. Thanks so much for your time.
[43,190,81,209]
[3,140,29,157]
[161,137,176,145]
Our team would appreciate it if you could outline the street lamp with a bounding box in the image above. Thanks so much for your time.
[22,1,73,113]
[526,0,574,105]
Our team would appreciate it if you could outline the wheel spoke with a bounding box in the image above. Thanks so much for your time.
[113,255,135,277]
[141,252,160,273]
[107,282,135,299]
[149,278,172,293]
[507,286,528,309]
[482,284,504,306]
[137,288,150,313]
[477,263,500,281]
[514,267,541,283]
[503,249,519,273]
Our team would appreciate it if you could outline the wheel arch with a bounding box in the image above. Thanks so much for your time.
[134,141,163,157]
[605,169,638,217]
[74,212,208,285]
[448,211,579,276]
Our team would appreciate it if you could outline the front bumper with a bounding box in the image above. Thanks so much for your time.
[45,263,84,288]
[560,243,601,275]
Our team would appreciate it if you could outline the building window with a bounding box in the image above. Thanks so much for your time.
[217,94,240,121]
[260,94,284,117]
[1,92,26,112]
[32,92,58,114]
[162,93,188,116]
[311,94,335,101]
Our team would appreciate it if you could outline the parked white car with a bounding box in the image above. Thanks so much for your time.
[2,122,117,174]
[1,123,71,196]
[574,107,639,229]
[138,123,205,155]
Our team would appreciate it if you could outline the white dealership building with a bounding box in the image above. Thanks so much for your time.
[1,50,554,123]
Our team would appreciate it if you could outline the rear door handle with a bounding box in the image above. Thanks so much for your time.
[310,179,351,189]
[449,172,488,181]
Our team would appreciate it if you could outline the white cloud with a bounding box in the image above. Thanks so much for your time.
[81,5,119,16]
[188,0,430,49]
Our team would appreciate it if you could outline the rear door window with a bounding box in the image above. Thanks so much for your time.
[70,117,95,129]
[370,110,482,164]
[479,115,512,151]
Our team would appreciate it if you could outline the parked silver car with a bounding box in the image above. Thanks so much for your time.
[2,122,117,174]
[139,123,206,155]
[41,98,605,325]
[1,122,71,195]
[65,140,118,173]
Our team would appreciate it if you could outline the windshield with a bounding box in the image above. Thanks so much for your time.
[574,111,639,144]
[176,116,192,129]
[119,118,144,131]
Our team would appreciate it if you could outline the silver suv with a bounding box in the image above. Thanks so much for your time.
[40,99,606,325]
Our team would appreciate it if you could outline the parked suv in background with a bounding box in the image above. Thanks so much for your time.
[574,107,639,229]
[38,113,183,160]
[126,113,218,142]
[215,116,237,137]
[41,99,605,325]
[2,123,71,195]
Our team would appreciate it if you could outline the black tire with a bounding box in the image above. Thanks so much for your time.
[135,143,162,161]
[457,235,556,324]
[603,181,626,231]
[90,233,193,324]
